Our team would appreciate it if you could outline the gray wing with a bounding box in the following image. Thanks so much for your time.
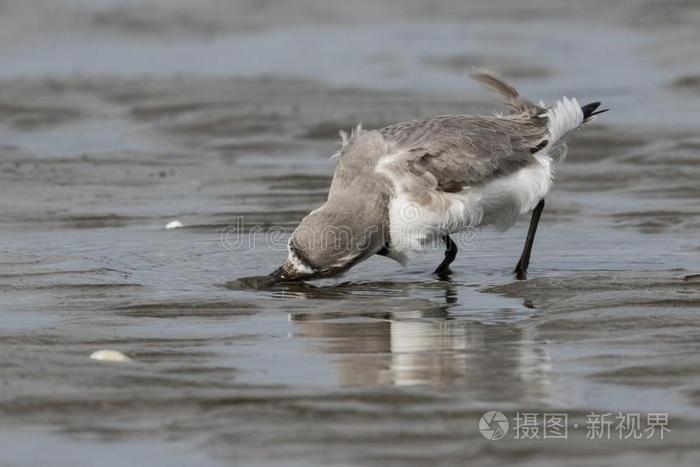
[379,115,547,191]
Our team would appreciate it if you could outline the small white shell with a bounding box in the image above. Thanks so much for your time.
[165,220,184,230]
[89,349,133,363]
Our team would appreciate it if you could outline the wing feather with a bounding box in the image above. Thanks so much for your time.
[470,69,544,116]
[379,116,547,191]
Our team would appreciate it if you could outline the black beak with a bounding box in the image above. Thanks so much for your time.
[225,267,286,290]
[259,267,286,288]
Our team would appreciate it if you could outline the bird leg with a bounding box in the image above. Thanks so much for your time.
[514,198,545,280]
[434,234,458,278]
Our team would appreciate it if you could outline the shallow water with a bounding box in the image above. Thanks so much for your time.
[1,0,700,466]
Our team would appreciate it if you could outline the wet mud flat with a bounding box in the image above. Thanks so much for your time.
[0,74,699,466]
[1,0,700,465]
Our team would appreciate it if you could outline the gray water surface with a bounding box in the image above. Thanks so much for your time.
[1,1,700,466]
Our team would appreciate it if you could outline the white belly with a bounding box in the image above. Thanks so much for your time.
[476,154,553,229]
[387,155,553,261]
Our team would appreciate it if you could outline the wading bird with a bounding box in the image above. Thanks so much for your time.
[246,70,606,288]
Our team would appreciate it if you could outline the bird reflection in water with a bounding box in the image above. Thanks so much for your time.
[275,280,552,403]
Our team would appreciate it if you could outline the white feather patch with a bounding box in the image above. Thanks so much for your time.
[476,154,553,230]
[546,97,583,146]
[379,150,554,259]
[286,240,315,274]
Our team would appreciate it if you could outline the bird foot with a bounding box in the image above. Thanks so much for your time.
[434,267,453,280]
[514,265,527,280]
